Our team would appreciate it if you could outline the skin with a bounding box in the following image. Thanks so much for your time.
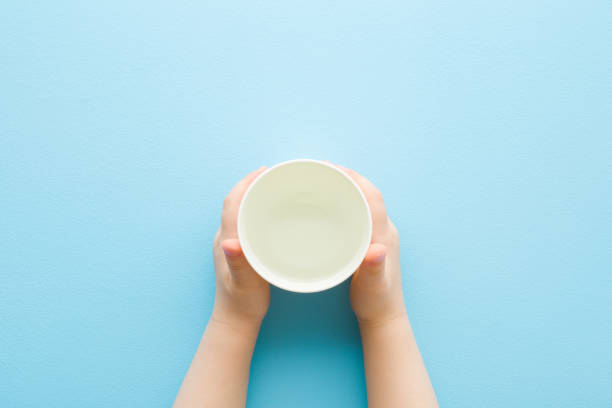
[339,164,438,408]
[174,164,438,408]
[173,167,270,408]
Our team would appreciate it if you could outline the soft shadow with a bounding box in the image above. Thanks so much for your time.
[248,280,367,406]
[257,279,361,347]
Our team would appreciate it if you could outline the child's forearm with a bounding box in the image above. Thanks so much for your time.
[360,313,438,408]
[175,168,269,407]
[174,318,261,408]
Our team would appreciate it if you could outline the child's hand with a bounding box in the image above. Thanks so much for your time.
[211,167,270,328]
[337,165,407,326]
[175,168,269,408]
[176,164,437,408]
[338,165,438,407]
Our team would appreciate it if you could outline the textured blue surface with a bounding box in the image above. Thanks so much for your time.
[1,1,611,407]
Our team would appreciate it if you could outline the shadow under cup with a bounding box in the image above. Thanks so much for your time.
[238,160,372,293]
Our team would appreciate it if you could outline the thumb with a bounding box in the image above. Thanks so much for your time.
[221,238,263,286]
[355,243,387,282]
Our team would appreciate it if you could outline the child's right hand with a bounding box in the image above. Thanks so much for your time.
[336,165,407,327]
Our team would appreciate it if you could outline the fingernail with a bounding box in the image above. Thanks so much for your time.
[223,246,241,257]
[372,252,385,263]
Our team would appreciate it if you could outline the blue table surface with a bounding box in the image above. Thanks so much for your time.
[2,1,611,407]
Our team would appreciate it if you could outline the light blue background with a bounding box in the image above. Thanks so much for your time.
[1,1,611,407]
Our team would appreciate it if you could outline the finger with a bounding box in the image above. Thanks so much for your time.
[336,164,385,206]
[221,166,267,234]
[334,164,388,232]
[354,243,387,282]
[221,238,264,286]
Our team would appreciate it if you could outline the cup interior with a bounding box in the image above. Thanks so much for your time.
[238,160,372,293]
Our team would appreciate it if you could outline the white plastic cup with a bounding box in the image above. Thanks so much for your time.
[238,159,372,293]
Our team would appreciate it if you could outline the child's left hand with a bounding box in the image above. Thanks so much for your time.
[211,167,270,328]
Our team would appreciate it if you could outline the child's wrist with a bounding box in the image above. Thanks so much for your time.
[202,313,261,368]
[206,315,262,353]
[357,309,410,333]
[210,306,264,335]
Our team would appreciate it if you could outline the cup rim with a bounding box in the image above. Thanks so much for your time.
[237,159,373,293]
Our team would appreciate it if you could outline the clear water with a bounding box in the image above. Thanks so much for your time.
[240,162,370,285]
